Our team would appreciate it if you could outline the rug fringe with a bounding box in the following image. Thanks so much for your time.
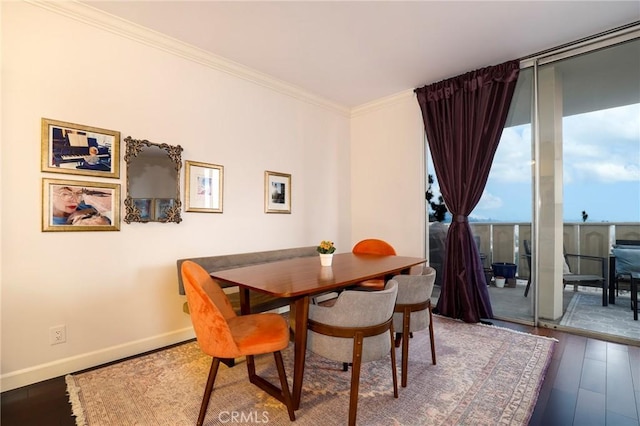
[434,314,560,342]
[65,374,86,426]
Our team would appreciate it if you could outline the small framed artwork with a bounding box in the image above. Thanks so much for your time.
[154,198,176,222]
[265,170,291,214]
[41,118,120,178]
[185,160,224,213]
[132,198,153,222]
[42,178,120,232]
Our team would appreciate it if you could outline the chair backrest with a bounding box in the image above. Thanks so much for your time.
[523,239,572,274]
[181,261,240,358]
[392,268,436,332]
[308,281,398,363]
[352,239,396,256]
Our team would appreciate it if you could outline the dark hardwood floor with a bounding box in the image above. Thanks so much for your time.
[2,320,639,425]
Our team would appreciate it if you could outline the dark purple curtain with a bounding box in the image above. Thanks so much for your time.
[415,60,520,323]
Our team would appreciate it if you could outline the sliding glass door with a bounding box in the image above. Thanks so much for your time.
[426,25,639,344]
[534,35,640,343]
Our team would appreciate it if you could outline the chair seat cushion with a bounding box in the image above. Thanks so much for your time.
[228,313,290,356]
[354,279,386,290]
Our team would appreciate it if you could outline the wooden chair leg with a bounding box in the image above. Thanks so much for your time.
[401,309,411,387]
[428,302,437,365]
[389,328,398,398]
[348,333,364,426]
[394,333,402,348]
[273,351,296,421]
[197,358,220,426]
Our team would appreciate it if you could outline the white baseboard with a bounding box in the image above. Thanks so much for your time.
[1,327,196,392]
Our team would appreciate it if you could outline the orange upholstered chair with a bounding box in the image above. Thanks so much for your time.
[352,239,397,290]
[181,261,295,425]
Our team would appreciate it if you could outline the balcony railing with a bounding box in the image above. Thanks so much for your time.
[430,222,640,279]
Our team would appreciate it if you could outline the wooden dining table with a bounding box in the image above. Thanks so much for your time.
[210,252,426,410]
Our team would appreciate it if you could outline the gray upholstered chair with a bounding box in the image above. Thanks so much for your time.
[392,267,437,387]
[307,281,399,426]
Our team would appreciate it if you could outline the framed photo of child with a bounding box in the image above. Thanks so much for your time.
[42,178,120,232]
[41,118,120,178]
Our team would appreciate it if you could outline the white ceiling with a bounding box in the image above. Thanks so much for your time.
[84,1,640,108]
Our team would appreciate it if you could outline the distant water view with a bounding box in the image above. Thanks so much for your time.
[428,104,640,224]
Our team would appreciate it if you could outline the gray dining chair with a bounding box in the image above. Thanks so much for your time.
[392,266,437,387]
[306,281,399,426]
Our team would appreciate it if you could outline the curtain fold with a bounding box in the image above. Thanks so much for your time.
[416,60,520,323]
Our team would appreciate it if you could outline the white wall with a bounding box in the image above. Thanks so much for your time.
[1,2,353,390]
[350,93,426,258]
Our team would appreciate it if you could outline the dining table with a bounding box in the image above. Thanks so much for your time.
[210,252,426,410]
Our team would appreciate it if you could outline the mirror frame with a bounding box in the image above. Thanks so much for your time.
[123,136,183,224]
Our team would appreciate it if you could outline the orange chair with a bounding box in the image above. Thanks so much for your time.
[352,239,397,290]
[181,261,295,425]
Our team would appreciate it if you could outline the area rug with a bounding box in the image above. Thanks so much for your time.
[66,316,555,425]
[560,291,639,339]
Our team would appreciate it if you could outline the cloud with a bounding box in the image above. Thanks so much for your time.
[475,191,503,210]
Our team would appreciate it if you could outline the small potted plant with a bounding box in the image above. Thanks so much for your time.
[317,240,336,266]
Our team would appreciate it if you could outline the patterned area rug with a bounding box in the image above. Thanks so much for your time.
[66,316,555,425]
[560,291,639,339]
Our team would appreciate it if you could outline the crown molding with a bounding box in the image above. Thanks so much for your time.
[350,89,416,118]
[26,0,351,117]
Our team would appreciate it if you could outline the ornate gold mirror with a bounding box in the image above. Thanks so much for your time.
[124,136,182,223]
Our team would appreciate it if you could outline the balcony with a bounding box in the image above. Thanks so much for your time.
[429,221,640,345]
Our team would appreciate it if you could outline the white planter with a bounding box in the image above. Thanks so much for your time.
[319,253,333,266]
[495,277,505,288]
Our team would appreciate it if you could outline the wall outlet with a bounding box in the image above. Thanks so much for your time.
[50,325,66,345]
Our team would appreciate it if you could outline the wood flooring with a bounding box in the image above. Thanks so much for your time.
[1,320,639,426]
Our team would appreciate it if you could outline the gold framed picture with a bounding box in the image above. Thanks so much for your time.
[41,118,120,178]
[265,171,291,214]
[42,178,121,232]
[184,160,224,213]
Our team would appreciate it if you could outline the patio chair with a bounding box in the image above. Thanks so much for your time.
[610,240,640,320]
[523,240,608,306]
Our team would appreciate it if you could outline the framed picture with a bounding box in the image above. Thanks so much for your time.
[132,198,153,222]
[41,118,120,178]
[184,160,223,213]
[265,171,291,214]
[154,198,175,221]
[42,178,120,232]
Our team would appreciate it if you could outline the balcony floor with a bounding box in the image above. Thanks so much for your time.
[432,280,639,345]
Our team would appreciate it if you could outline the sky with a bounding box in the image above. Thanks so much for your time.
[428,103,640,223]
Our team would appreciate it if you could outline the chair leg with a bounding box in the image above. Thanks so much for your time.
[273,351,296,421]
[428,302,436,365]
[348,333,364,426]
[401,309,411,388]
[197,358,220,426]
[389,328,398,398]
[394,333,402,348]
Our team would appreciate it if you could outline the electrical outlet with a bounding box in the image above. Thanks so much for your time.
[50,325,66,345]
